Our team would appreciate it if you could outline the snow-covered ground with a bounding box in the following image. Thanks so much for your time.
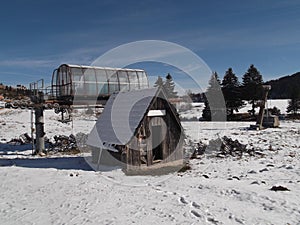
[179,103,204,120]
[239,99,289,115]
[179,99,289,121]
[0,105,299,224]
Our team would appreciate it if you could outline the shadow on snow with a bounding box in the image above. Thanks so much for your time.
[0,156,95,171]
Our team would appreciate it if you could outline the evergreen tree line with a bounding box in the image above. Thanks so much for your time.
[202,64,300,120]
[152,65,300,120]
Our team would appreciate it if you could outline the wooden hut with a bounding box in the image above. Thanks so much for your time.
[88,87,185,174]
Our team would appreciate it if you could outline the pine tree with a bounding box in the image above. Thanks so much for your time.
[287,88,300,115]
[202,72,226,121]
[242,64,264,116]
[287,99,300,115]
[154,76,164,88]
[206,71,221,92]
[163,73,178,98]
[202,95,211,121]
[221,68,244,118]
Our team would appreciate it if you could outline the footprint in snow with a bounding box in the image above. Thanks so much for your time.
[179,196,188,204]
[250,181,260,185]
[192,201,201,209]
[259,168,269,173]
[247,169,257,174]
[285,165,293,169]
[190,210,202,218]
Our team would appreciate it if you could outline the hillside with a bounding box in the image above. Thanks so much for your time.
[266,72,300,99]
[0,84,30,100]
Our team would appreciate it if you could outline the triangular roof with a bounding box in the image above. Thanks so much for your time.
[88,88,160,148]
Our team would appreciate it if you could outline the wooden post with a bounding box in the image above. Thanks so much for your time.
[30,108,35,155]
[256,85,271,130]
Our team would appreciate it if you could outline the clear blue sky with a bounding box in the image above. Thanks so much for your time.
[1,0,300,90]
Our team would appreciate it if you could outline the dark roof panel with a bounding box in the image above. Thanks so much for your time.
[91,88,158,145]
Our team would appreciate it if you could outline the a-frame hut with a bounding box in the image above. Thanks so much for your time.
[88,87,185,174]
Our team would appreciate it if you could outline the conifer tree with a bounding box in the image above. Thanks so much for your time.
[221,68,244,118]
[163,73,178,98]
[242,64,263,116]
[202,72,226,121]
[202,95,211,121]
[154,76,164,88]
[287,88,300,115]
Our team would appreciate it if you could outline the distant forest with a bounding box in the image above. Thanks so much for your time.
[266,72,300,99]
[186,65,300,119]
[188,71,300,100]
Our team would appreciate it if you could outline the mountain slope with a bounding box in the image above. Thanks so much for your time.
[266,72,300,99]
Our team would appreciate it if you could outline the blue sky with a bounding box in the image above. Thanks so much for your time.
[1,0,300,91]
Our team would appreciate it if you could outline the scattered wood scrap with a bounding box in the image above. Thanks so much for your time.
[47,134,79,154]
[216,136,248,157]
[4,132,88,155]
[8,133,32,145]
[190,136,267,158]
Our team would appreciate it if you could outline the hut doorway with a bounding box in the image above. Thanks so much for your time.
[152,125,163,161]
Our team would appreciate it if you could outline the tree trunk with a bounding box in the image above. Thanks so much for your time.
[251,101,256,116]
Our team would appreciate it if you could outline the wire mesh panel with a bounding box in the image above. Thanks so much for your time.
[127,70,140,90]
[117,70,130,92]
[137,71,149,89]
[57,65,72,97]
[70,67,84,96]
[95,69,109,95]
[106,69,119,94]
[83,68,97,96]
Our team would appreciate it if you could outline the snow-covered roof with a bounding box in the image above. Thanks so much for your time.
[88,88,159,147]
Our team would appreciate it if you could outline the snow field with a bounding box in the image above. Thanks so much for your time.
[0,104,299,224]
